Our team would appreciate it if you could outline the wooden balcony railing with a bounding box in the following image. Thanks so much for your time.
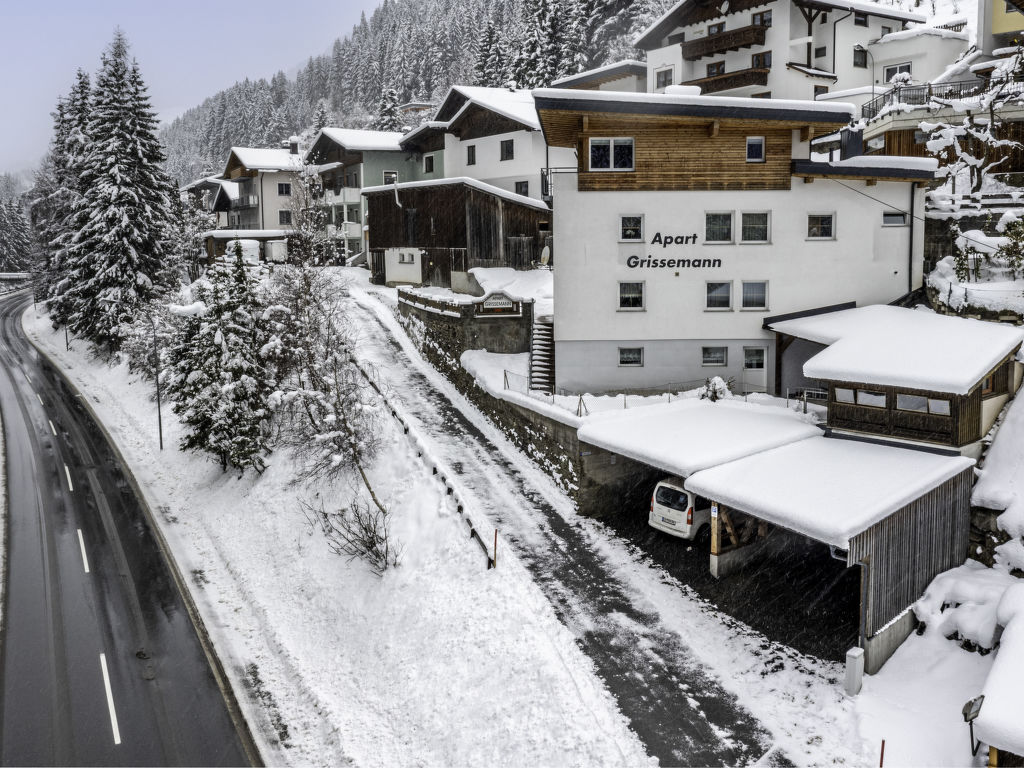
[682,66,770,94]
[680,24,768,61]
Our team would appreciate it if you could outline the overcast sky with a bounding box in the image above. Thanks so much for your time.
[0,0,383,176]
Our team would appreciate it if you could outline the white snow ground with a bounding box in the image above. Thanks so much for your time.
[16,266,1012,767]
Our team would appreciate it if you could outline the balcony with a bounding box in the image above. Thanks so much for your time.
[680,24,768,61]
[233,194,259,210]
[682,67,770,94]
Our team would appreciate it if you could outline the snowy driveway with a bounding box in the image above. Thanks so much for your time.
[347,284,861,766]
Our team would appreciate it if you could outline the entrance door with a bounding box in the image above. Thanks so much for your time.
[743,346,768,394]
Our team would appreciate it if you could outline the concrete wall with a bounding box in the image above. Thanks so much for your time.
[398,295,535,355]
[864,608,916,674]
[577,441,665,518]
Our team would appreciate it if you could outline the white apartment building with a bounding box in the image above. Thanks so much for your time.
[401,85,576,201]
[532,87,937,395]
[635,0,939,102]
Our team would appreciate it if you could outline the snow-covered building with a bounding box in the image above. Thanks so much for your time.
[304,128,414,258]
[533,87,936,395]
[181,175,237,228]
[400,85,576,201]
[768,305,1024,456]
[978,0,1024,56]
[634,0,932,102]
[220,145,302,232]
[550,60,649,93]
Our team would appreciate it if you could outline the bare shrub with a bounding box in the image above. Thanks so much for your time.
[302,498,401,576]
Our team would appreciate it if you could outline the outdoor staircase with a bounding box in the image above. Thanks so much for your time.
[529,317,555,394]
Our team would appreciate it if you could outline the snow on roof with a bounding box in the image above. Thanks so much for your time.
[975,582,1024,755]
[401,120,448,145]
[634,0,924,48]
[313,127,405,153]
[446,85,541,131]
[871,25,968,44]
[360,176,550,212]
[685,437,974,548]
[469,267,553,316]
[200,229,291,239]
[550,60,648,87]
[973,390,1024,540]
[933,49,985,84]
[227,147,303,173]
[577,399,821,478]
[825,155,938,172]
[787,63,838,79]
[532,88,857,121]
[769,305,1024,394]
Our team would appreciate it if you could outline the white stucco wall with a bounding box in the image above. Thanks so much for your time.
[550,163,925,393]
[383,248,423,285]
[444,130,574,198]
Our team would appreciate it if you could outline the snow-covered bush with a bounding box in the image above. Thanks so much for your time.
[698,376,733,402]
[303,498,401,576]
[888,71,912,87]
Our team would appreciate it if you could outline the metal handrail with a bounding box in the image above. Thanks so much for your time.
[861,74,1024,120]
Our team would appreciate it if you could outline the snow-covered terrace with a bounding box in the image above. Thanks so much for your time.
[685,436,974,549]
[577,399,821,478]
[974,583,1024,756]
[769,305,1024,395]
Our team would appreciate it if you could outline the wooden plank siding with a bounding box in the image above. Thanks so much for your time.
[848,467,972,636]
[871,123,1024,168]
[825,356,1015,447]
[448,104,535,141]
[578,121,795,191]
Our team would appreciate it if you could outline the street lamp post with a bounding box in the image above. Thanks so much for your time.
[855,44,876,100]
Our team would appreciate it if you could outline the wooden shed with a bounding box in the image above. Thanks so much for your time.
[363,178,552,288]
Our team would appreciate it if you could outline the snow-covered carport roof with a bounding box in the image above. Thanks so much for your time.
[685,436,973,549]
[576,399,821,478]
[768,305,1024,395]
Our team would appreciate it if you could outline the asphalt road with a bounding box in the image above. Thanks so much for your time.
[0,292,253,766]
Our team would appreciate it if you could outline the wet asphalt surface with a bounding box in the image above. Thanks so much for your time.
[0,293,251,766]
[352,298,788,767]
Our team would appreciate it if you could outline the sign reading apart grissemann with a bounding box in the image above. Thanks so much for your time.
[625,232,722,269]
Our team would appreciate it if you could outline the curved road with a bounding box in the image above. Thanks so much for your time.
[0,292,254,766]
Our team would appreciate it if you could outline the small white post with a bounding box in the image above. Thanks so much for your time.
[845,647,865,696]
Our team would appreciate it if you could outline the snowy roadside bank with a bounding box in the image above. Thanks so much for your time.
[348,268,1004,768]
[21,305,650,767]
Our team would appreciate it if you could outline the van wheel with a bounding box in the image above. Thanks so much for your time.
[695,525,711,548]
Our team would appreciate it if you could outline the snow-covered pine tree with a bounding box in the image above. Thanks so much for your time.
[474,20,503,86]
[0,200,34,272]
[313,99,332,132]
[168,245,273,474]
[371,87,403,131]
[54,31,178,349]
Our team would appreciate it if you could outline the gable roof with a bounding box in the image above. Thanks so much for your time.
[312,127,405,153]
[550,60,648,89]
[224,147,302,176]
[434,85,541,131]
[635,0,926,49]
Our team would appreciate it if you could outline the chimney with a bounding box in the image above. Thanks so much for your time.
[282,135,300,154]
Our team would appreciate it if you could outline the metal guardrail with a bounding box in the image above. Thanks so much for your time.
[861,74,1024,120]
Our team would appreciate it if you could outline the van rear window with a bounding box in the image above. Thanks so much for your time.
[655,486,689,512]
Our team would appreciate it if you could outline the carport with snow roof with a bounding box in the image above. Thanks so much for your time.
[686,435,975,672]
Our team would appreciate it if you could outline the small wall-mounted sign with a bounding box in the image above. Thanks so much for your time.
[476,292,522,316]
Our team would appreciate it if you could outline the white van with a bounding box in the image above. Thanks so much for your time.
[649,478,712,544]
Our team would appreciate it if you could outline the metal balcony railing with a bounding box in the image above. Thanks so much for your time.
[680,24,769,61]
[861,74,1024,120]
[682,66,770,94]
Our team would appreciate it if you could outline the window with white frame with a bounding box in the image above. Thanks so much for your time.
[589,138,634,171]
[705,212,733,242]
[882,211,907,225]
[741,281,768,309]
[883,62,912,82]
[706,281,732,309]
[743,347,766,370]
[618,347,644,367]
[618,281,645,310]
[620,215,643,241]
[702,346,728,366]
[807,213,835,239]
[741,212,769,242]
[746,136,765,162]
[655,67,674,89]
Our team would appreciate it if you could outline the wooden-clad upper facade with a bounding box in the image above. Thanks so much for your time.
[534,90,853,192]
